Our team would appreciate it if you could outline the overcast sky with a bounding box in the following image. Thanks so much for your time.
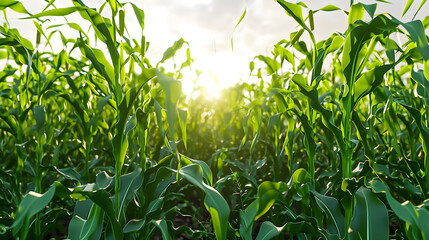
[1,0,427,95]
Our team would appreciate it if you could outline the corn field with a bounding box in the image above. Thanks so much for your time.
[1,0,429,239]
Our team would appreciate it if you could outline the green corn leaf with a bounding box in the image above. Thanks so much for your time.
[413,0,428,19]
[290,73,347,161]
[368,180,428,239]
[178,108,188,150]
[123,219,145,233]
[72,0,120,71]
[32,105,45,128]
[254,181,288,220]
[112,112,135,174]
[154,100,166,138]
[315,5,341,12]
[25,7,81,18]
[12,184,56,239]
[108,0,118,16]
[353,64,394,108]
[0,0,29,14]
[159,38,186,64]
[362,3,377,18]
[352,112,375,163]
[129,3,145,31]
[349,187,389,240]
[348,3,364,25]
[179,164,230,240]
[112,70,153,174]
[59,93,88,133]
[402,0,414,17]
[77,40,116,95]
[79,204,104,240]
[69,215,85,240]
[152,219,171,240]
[140,166,174,215]
[97,94,113,113]
[231,8,246,51]
[113,167,143,221]
[290,28,304,46]
[292,74,312,92]
[240,181,288,239]
[0,114,17,136]
[298,113,316,180]
[156,69,181,152]
[250,110,263,154]
[276,0,309,32]
[239,109,251,151]
[127,220,148,235]
[55,167,87,185]
[311,190,346,238]
[71,190,123,240]
[255,221,284,240]
[95,172,114,190]
[264,220,333,239]
[288,168,311,187]
[325,35,344,54]
[267,113,281,137]
[394,100,429,148]
[180,155,213,186]
[391,18,429,61]
[68,201,104,240]
[240,203,257,240]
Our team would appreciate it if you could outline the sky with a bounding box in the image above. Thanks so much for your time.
[1,0,427,96]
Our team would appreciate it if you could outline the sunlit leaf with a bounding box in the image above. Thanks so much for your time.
[231,8,246,51]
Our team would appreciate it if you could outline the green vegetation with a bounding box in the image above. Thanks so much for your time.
[1,0,429,239]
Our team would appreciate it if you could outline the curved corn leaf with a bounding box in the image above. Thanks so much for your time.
[311,190,345,238]
[179,164,230,240]
[12,184,55,239]
[156,69,182,152]
[231,8,246,51]
[348,3,364,25]
[55,167,87,185]
[77,204,104,240]
[389,16,429,61]
[123,219,145,233]
[0,0,29,14]
[240,181,288,240]
[403,0,414,17]
[255,221,284,240]
[368,180,429,239]
[349,187,388,240]
[70,189,123,240]
[152,219,171,240]
[180,154,213,186]
[159,38,186,64]
[113,167,143,222]
[71,0,120,72]
[276,0,309,32]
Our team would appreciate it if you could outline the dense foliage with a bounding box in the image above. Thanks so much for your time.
[1,0,429,239]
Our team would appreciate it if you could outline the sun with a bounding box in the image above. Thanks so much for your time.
[181,51,248,98]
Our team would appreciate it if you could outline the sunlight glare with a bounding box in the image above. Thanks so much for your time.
[181,52,247,99]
